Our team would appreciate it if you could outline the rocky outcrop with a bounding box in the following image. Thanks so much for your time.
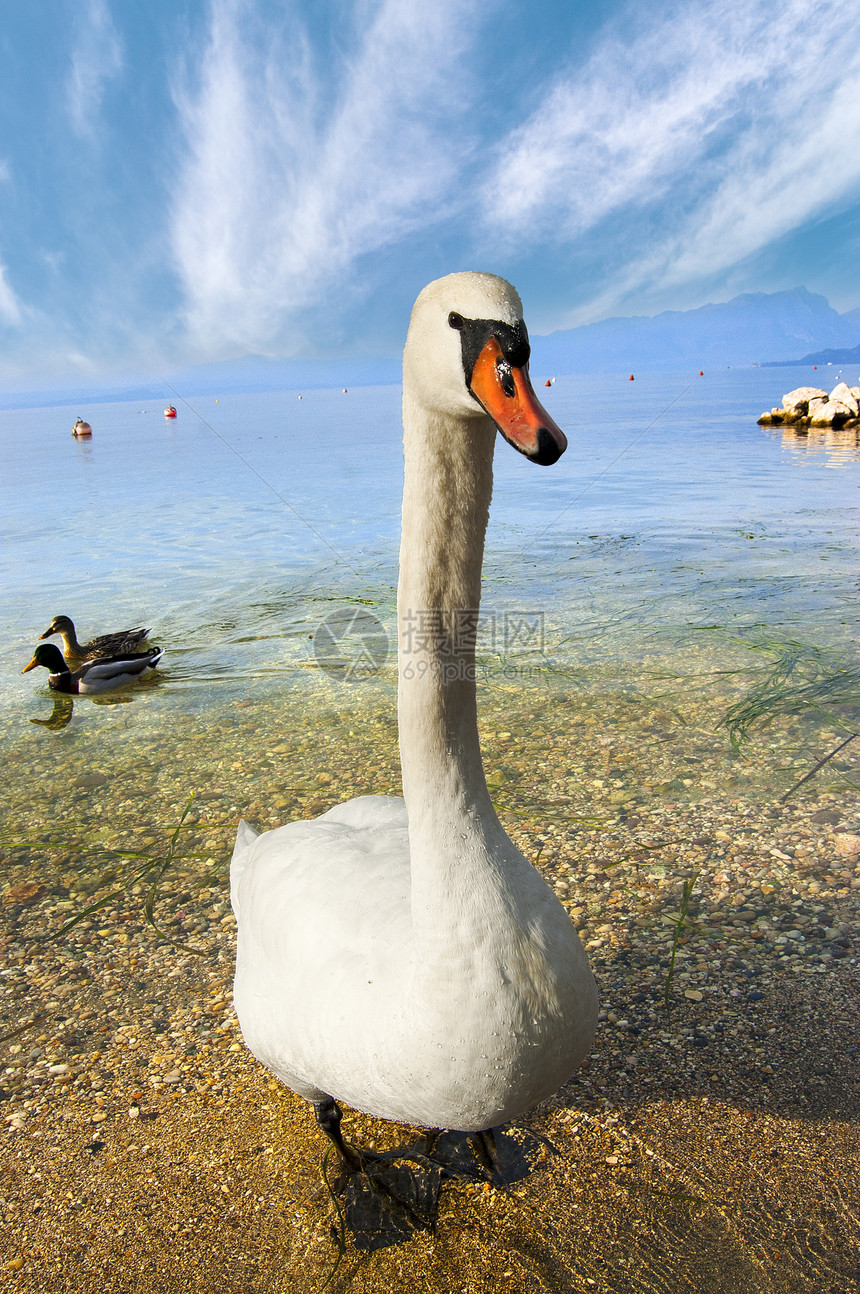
[759,381,860,427]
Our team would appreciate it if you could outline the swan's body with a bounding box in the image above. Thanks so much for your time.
[231,273,598,1137]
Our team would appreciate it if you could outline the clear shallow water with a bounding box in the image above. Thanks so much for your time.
[1,368,858,864]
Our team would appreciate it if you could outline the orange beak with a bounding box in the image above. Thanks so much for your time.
[469,336,567,465]
[22,656,38,673]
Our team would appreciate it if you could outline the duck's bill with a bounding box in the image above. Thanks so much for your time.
[21,656,38,673]
[469,336,567,465]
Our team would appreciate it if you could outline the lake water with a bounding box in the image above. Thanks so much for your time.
[2,367,858,877]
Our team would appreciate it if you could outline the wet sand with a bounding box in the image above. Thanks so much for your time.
[2,663,859,1292]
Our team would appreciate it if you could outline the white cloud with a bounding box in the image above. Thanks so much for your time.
[66,0,124,139]
[482,0,860,318]
[0,262,23,327]
[171,0,481,357]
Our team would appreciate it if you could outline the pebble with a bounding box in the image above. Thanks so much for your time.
[0,645,857,1289]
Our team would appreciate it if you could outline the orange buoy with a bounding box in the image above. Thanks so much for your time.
[698,370,704,376]
[628,374,634,381]
[545,379,551,387]
[72,418,92,438]
[164,405,177,419]
[813,365,817,370]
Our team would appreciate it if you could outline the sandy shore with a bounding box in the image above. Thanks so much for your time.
[2,769,858,1292]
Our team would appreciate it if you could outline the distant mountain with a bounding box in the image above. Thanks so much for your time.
[528,288,860,374]
[164,352,401,397]
[0,353,401,410]
[4,287,860,410]
[761,341,860,367]
[169,289,860,391]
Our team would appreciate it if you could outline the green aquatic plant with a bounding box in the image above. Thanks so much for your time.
[780,732,858,802]
[1,794,232,953]
[664,873,699,1017]
[720,637,860,750]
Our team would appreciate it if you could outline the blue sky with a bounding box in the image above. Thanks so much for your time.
[2,0,859,386]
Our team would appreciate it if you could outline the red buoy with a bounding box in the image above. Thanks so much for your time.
[545,379,551,387]
[164,405,177,419]
[628,374,634,381]
[698,370,704,376]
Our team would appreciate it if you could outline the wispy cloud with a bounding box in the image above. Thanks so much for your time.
[482,0,860,319]
[66,0,124,139]
[0,262,23,327]
[171,0,482,357]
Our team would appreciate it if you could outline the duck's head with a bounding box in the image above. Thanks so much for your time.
[403,272,567,466]
[39,614,74,640]
[22,643,70,675]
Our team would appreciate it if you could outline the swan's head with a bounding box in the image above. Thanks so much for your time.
[403,271,567,466]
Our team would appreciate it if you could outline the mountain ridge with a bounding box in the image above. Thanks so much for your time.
[528,287,860,374]
[3,287,858,408]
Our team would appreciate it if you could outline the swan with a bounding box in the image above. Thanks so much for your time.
[230,272,598,1166]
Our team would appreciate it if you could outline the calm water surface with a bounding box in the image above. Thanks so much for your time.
[2,367,858,862]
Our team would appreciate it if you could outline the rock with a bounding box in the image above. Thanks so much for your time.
[74,772,109,789]
[781,386,828,413]
[829,382,859,415]
[809,399,854,427]
[760,382,860,427]
[834,832,860,857]
[3,882,46,906]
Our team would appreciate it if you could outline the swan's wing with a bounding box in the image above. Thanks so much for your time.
[318,795,406,831]
[230,819,261,919]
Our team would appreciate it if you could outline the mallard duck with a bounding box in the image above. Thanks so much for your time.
[39,615,151,665]
[230,273,598,1173]
[22,643,163,694]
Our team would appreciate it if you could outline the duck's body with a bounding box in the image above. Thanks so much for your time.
[39,615,151,665]
[22,642,163,694]
[231,273,598,1140]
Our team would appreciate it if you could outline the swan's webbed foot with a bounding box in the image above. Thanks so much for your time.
[469,1126,500,1182]
[314,1098,374,1172]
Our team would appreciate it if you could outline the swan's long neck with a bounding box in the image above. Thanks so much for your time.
[397,387,511,935]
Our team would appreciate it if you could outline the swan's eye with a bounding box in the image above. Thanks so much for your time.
[448,311,465,330]
[496,357,515,398]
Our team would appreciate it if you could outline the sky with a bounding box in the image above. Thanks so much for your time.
[1,0,860,387]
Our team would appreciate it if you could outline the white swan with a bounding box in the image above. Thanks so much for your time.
[231,272,598,1161]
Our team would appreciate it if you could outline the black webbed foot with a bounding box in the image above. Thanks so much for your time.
[469,1126,501,1181]
[314,1098,378,1173]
